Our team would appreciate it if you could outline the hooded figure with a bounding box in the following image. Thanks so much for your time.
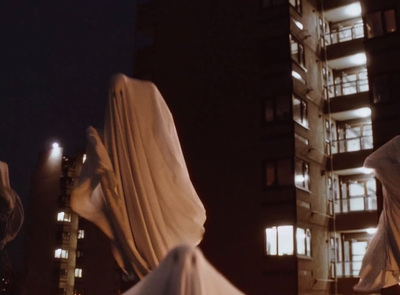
[122,244,245,295]
[354,136,400,293]
[0,161,24,250]
[71,74,206,278]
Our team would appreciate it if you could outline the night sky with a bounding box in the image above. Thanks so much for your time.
[1,0,137,270]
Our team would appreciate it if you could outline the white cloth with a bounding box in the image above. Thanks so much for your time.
[123,244,245,295]
[0,161,24,250]
[71,74,206,278]
[354,136,400,292]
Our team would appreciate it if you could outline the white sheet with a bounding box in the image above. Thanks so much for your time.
[123,244,245,295]
[354,136,400,292]
[0,161,24,250]
[71,74,206,278]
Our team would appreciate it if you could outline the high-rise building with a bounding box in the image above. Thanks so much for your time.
[23,145,121,295]
[133,0,398,294]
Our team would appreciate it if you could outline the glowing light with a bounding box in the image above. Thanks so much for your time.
[361,167,374,174]
[344,3,362,18]
[295,175,305,182]
[350,53,366,66]
[366,228,377,234]
[52,142,60,149]
[82,154,87,163]
[294,20,303,30]
[355,107,371,118]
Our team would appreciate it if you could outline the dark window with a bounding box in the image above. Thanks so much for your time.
[264,96,291,123]
[366,9,397,38]
[265,158,293,187]
[261,0,286,8]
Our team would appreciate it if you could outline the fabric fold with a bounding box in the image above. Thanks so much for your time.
[71,74,206,278]
[354,136,400,292]
[0,161,24,250]
[122,244,245,295]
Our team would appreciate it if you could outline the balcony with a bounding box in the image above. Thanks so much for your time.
[328,78,368,98]
[326,23,364,46]
[332,135,373,154]
[334,194,377,214]
[336,261,361,277]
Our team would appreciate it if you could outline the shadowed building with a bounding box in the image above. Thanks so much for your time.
[23,146,122,295]
[132,0,398,294]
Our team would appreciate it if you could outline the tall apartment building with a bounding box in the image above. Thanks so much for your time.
[133,0,398,294]
[23,145,121,295]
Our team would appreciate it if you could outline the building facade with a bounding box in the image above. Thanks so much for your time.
[133,0,399,294]
[23,146,121,295]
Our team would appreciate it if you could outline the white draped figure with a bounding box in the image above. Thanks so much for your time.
[354,136,400,292]
[71,74,206,278]
[0,161,24,250]
[123,244,245,295]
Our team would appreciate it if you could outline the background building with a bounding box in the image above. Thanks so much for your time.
[23,146,122,295]
[133,0,399,294]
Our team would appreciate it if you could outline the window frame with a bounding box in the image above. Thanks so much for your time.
[264,158,293,188]
[295,158,310,191]
[290,34,306,68]
[365,9,397,38]
[292,95,308,128]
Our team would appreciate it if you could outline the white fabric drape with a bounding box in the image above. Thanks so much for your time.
[0,161,24,250]
[354,136,400,292]
[123,244,245,295]
[71,74,206,278]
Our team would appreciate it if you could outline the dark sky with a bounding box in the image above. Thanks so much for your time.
[1,0,138,272]
[1,0,137,200]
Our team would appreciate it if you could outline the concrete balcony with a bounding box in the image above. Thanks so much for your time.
[332,210,378,231]
[323,38,365,62]
[327,148,372,172]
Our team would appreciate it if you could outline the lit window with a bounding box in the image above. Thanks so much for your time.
[57,211,71,222]
[293,95,308,127]
[296,228,311,257]
[295,159,310,190]
[366,9,397,38]
[82,154,87,163]
[75,268,83,278]
[290,35,305,67]
[265,159,293,187]
[265,96,291,123]
[265,225,294,255]
[335,176,377,213]
[77,230,85,239]
[54,248,69,259]
[289,0,301,13]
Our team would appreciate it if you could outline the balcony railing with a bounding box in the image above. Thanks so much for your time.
[328,79,369,98]
[332,135,373,154]
[336,261,361,277]
[327,23,364,45]
[334,194,377,214]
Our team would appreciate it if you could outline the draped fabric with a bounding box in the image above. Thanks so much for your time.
[354,136,400,292]
[122,244,245,295]
[71,74,206,278]
[0,161,24,250]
